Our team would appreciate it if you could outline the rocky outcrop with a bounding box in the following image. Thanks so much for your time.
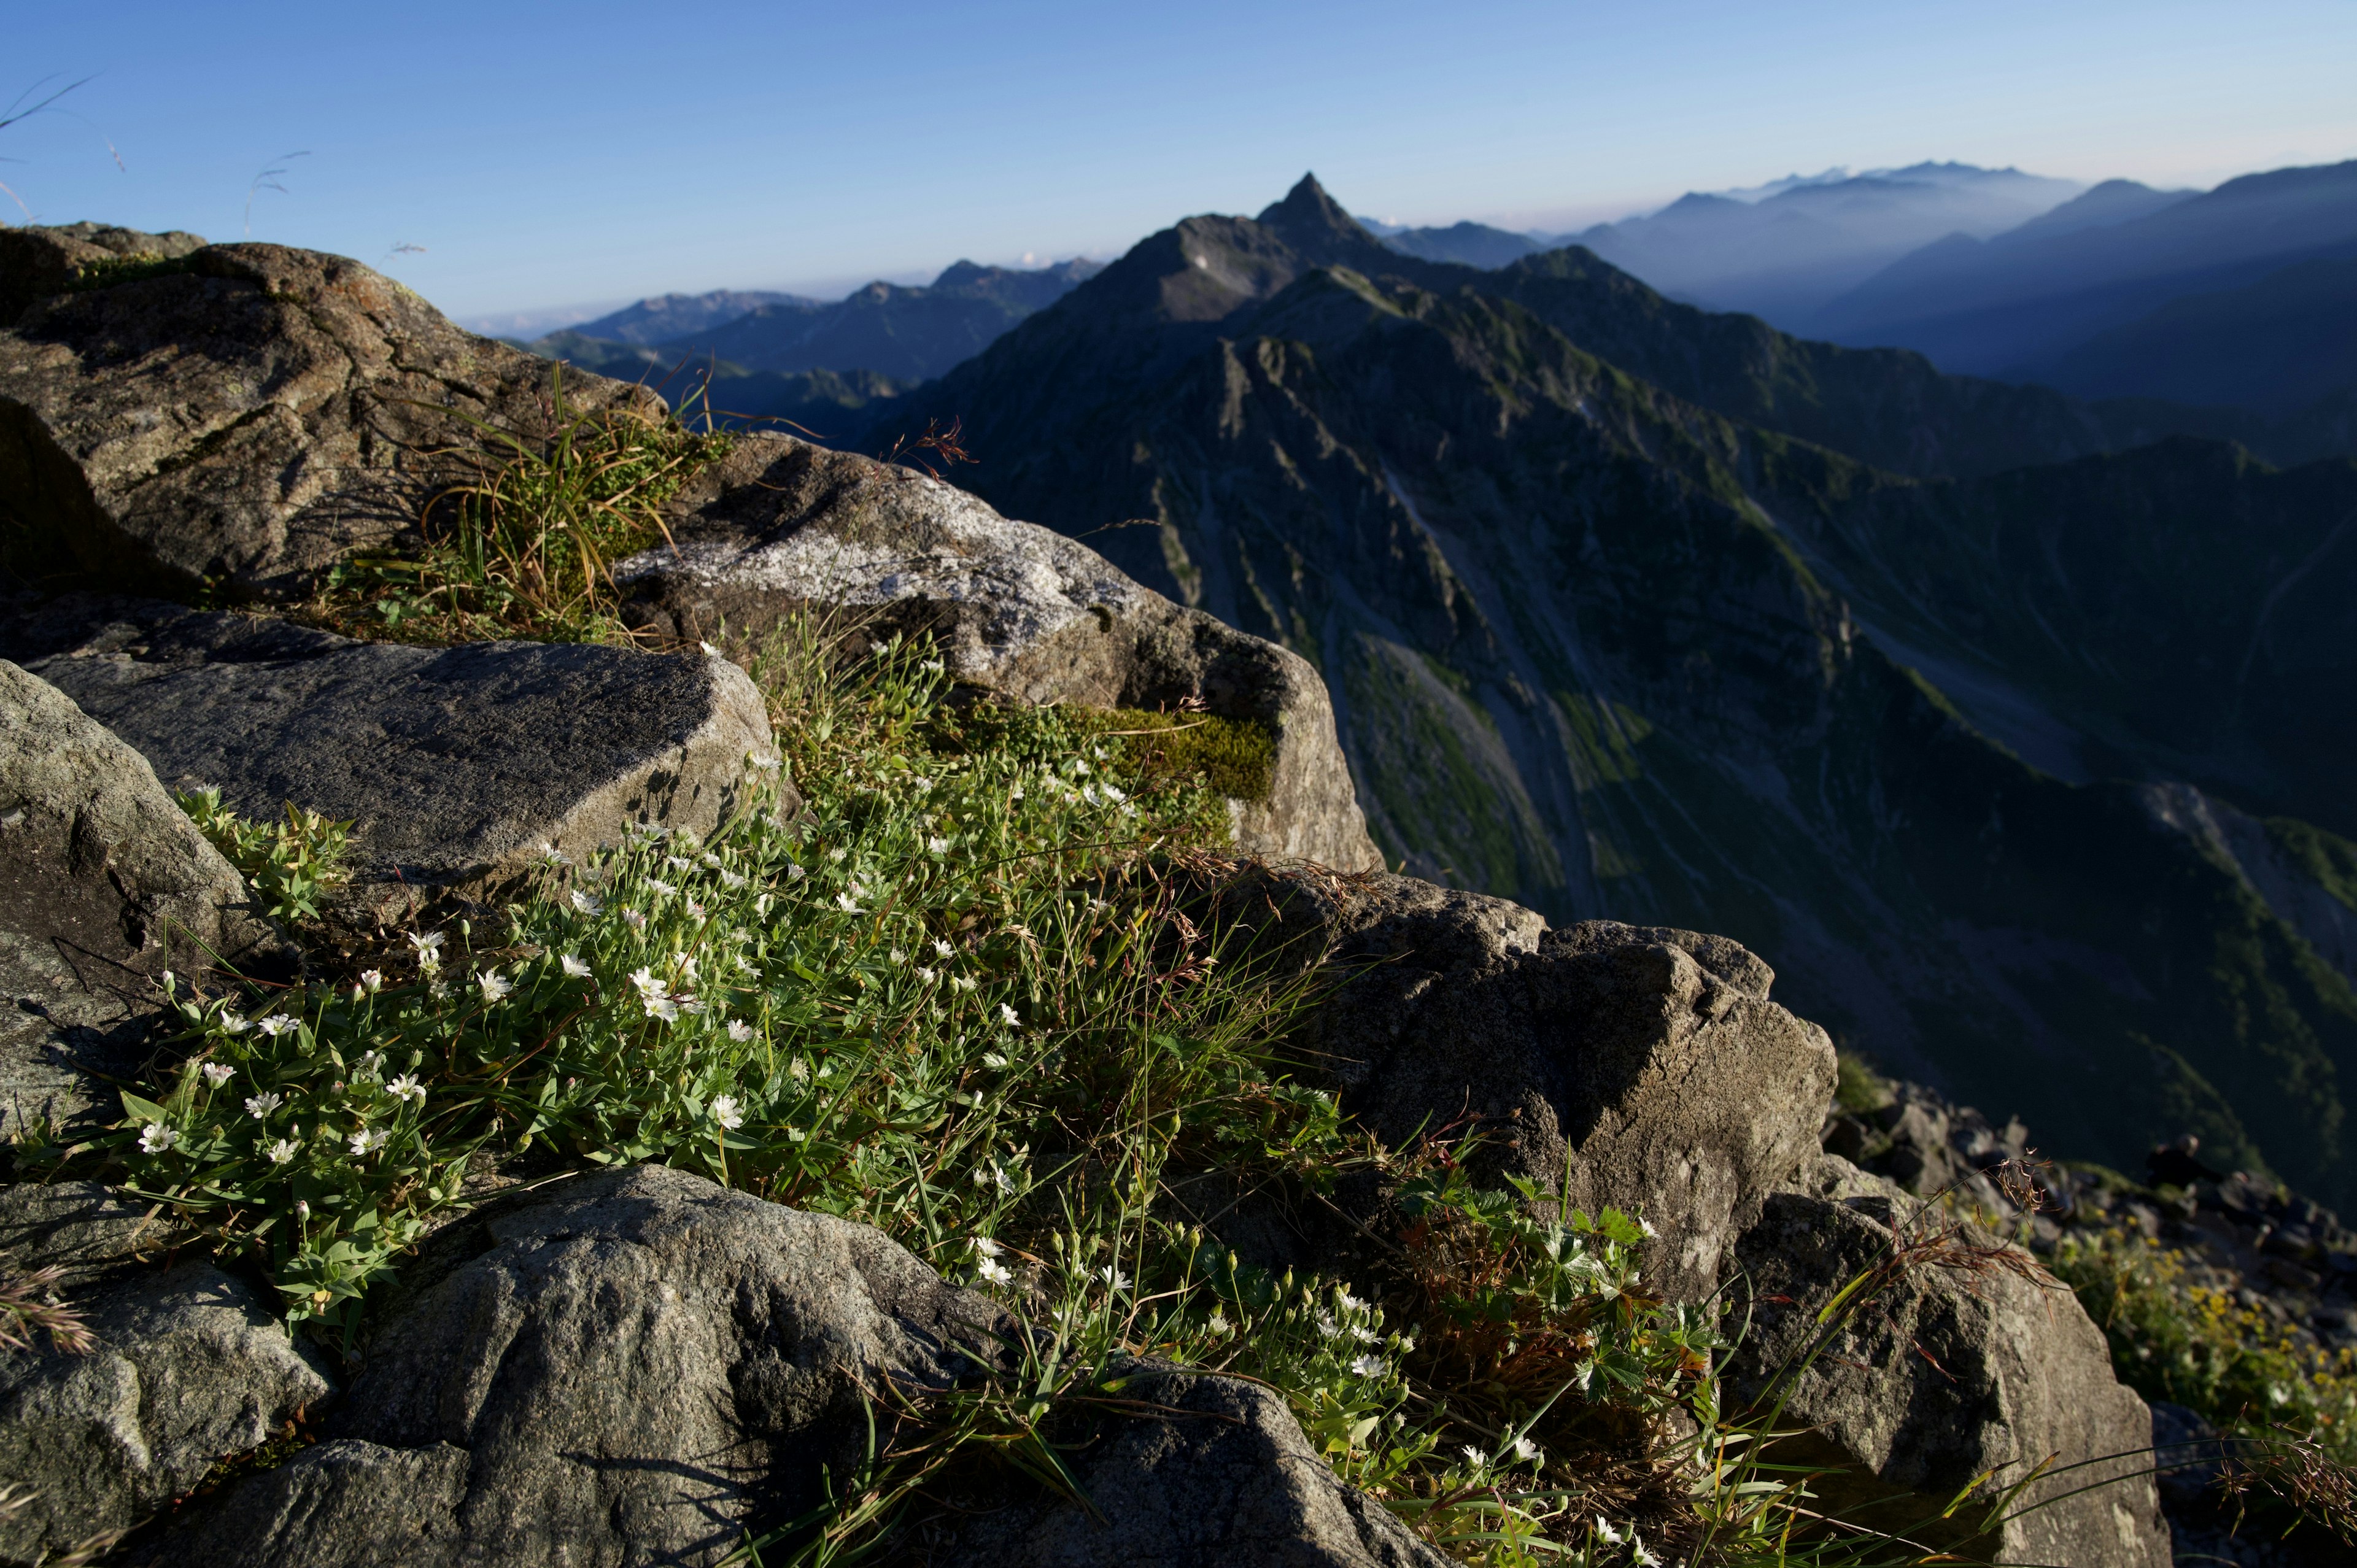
[0,234,655,596]
[141,1166,998,1567]
[0,597,784,914]
[1203,871,1837,1300]
[1,659,285,1138]
[613,433,1382,871]
[1724,1156,2170,1567]
[951,1364,1449,1567]
[0,1182,332,1564]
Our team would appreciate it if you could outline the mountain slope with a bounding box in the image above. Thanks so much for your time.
[1814,160,2357,376]
[1382,222,1544,269]
[2024,256,2357,413]
[1569,163,2081,325]
[572,290,820,344]
[871,180,2357,1205]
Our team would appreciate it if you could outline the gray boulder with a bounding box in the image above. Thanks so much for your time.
[0,237,654,596]
[1221,870,1836,1300]
[951,1365,1449,1567]
[0,1182,332,1565]
[613,432,1382,871]
[1,598,784,916]
[144,1165,1008,1568]
[1722,1156,2170,1567]
[1,659,285,1139]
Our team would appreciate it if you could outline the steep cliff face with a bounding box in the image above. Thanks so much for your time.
[876,182,2357,1207]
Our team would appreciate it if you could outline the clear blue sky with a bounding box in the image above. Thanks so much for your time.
[8,0,2355,321]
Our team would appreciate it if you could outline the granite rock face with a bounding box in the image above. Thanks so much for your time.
[1201,871,1837,1300]
[142,1166,1008,1568]
[1,658,285,1138]
[1,598,783,913]
[0,1182,332,1565]
[614,432,1382,870]
[952,1365,1450,1568]
[0,236,654,596]
[1724,1158,2170,1567]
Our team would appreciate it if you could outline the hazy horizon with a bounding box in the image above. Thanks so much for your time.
[10,0,2356,319]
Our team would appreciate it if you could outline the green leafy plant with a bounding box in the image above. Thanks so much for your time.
[174,789,352,924]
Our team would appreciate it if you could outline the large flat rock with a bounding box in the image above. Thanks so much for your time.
[1,598,784,912]
[615,431,1382,870]
[1,658,286,1140]
[0,234,652,597]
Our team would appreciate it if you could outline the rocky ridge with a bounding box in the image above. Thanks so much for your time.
[0,225,2189,1566]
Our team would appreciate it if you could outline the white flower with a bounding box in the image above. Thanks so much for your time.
[562,954,592,978]
[647,878,677,897]
[1205,1309,1231,1335]
[540,842,568,866]
[360,968,383,993]
[1071,760,1089,776]
[667,855,692,871]
[710,1094,745,1130]
[915,965,937,984]
[476,970,513,1003]
[676,954,699,983]
[932,939,953,957]
[920,657,945,675]
[700,639,722,657]
[975,1258,1012,1285]
[630,967,665,998]
[787,1057,810,1082]
[139,1122,179,1154]
[266,1137,298,1164]
[785,863,805,881]
[719,869,746,889]
[1349,1353,1385,1377]
[727,1019,755,1043]
[643,995,679,1022]
[1511,1435,1541,1463]
[571,889,603,915]
[1336,1290,1368,1311]
[356,1050,385,1076]
[348,1126,388,1156]
[1594,1518,1625,1545]
[827,847,848,862]
[1461,1445,1487,1469]
[997,1003,1019,1027]
[255,1014,296,1038]
[202,1062,235,1086]
[954,975,977,993]
[889,948,908,964]
[1638,1216,1658,1238]
[834,893,862,913]
[1097,1265,1130,1291]
[387,1075,426,1105]
[1631,1535,1661,1567]
[927,836,949,854]
[623,908,648,930]
[245,1091,284,1119]
[408,930,444,967]
[972,1235,1003,1257]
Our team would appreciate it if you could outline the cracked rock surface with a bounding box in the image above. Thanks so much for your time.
[0,233,655,597]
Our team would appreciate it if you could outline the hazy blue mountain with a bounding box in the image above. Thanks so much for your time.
[512,330,909,436]
[2021,255,2357,414]
[570,290,821,345]
[656,257,1102,382]
[1380,221,1545,268]
[1567,162,2082,325]
[1813,160,2357,376]
[867,174,2357,1205]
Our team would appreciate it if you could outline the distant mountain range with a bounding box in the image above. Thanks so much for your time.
[851,174,2357,1208]
[521,257,1102,396]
